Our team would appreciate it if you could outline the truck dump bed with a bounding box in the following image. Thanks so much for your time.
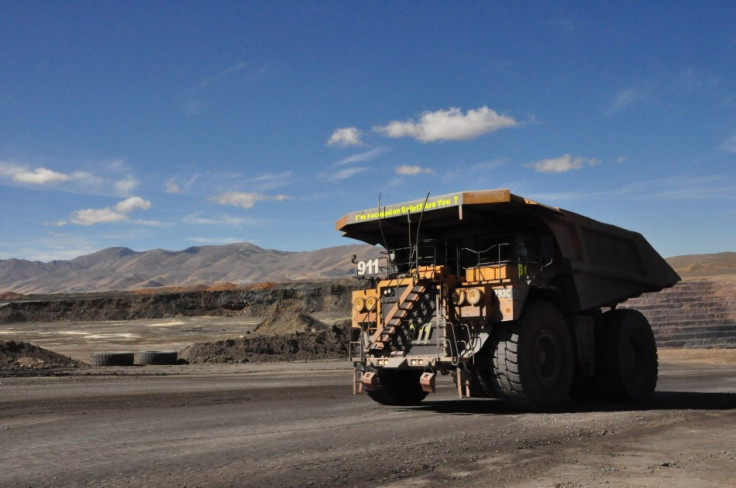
[336,189,680,312]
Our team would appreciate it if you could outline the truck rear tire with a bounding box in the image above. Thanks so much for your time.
[596,309,658,402]
[365,369,428,406]
[491,301,574,411]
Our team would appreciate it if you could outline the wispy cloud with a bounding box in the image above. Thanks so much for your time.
[334,147,389,166]
[165,171,292,196]
[374,106,518,142]
[471,159,507,171]
[324,166,369,182]
[548,18,575,32]
[183,213,260,226]
[114,177,139,195]
[198,62,247,89]
[211,191,290,210]
[619,175,736,201]
[395,165,434,176]
[247,171,295,190]
[164,174,200,194]
[185,61,251,115]
[188,236,244,245]
[528,174,736,203]
[0,160,140,199]
[69,196,152,226]
[327,127,364,147]
[0,232,99,262]
[526,154,601,174]
[609,87,643,113]
[722,135,736,152]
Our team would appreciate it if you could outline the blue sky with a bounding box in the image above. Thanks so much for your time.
[1,2,734,262]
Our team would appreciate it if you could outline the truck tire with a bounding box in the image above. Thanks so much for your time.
[596,309,658,402]
[365,369,428,406]
[134,350,178,365]
[491,301,574,411]
[89,351,134,366]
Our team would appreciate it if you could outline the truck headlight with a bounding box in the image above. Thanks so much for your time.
[365,296,377,311]
[466,287,484,306]
[353,297,366,313]
[452,288,467,306]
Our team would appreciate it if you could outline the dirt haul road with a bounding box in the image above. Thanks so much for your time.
[1,356,735,488]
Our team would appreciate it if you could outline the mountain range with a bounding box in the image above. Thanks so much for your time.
[1,244,734,295]
[0,243,380,294]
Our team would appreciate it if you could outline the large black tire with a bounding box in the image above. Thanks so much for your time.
[491,301,574,411]
[365,369,428,406]
[134,350,178,365]
[89,351,134,366]
[596,309,658,402]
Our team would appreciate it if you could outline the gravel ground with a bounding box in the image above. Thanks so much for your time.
[0,354,735,487]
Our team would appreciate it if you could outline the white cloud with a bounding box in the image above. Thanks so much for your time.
[114,196,151,213]
[526,154,601,174]
[395,165,434,176]
[211,192,289,209]
[70,196,152,226]
[374,106,518,142]
[71,208,128,225]
[0,163,71,185]
[327,127,363,147]
[722,135,736,153]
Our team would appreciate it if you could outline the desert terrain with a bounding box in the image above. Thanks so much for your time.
[1,253,735,487]
[0,350,735,487]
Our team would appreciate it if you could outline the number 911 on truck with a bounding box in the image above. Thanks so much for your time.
[335,189,680,412]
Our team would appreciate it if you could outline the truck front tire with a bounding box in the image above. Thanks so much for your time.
[364,369,428,406]
[491,301,574,411]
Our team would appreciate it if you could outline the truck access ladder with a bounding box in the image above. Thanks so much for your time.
[369,282,427,351]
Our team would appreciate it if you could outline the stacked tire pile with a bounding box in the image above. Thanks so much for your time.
[89,350,178,366]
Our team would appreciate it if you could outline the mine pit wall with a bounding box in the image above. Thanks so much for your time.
[621,275,736,348]
[0,281,358,324]
[3,277,736,350]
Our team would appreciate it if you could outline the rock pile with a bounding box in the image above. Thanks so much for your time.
[0,340,84,374]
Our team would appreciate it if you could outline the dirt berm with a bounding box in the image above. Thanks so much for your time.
[0,280,358,323]
[1,280,361,367]
[0,340,85,374]
[180,303,352,363]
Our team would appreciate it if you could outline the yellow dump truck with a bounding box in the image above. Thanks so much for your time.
[336,189,680,411]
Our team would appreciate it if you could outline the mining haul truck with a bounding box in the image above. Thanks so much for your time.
[336,189,680,412]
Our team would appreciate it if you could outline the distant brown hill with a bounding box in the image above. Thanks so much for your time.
[666,252,736,278]
[0,244,732,295]
[0,243,381,295]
